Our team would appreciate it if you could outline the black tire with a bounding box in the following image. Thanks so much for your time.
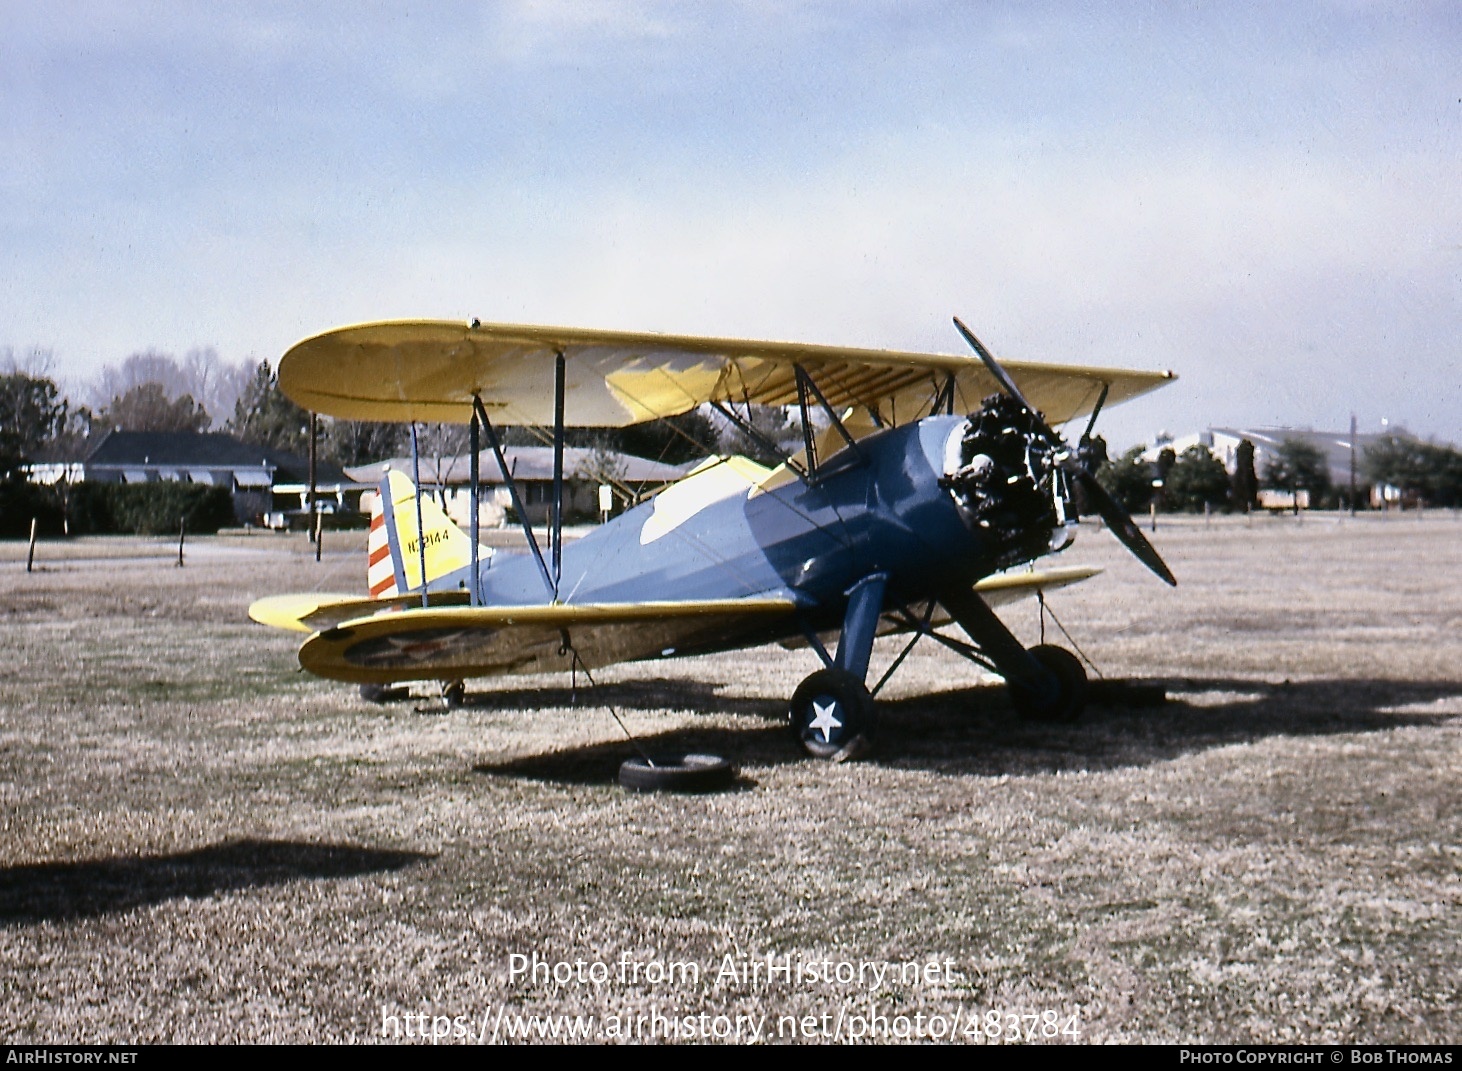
[618,753,735,793]
[361,683,413,704]
[790,668,876,761]
[1009,644,1088,723]
[442,680,466,709]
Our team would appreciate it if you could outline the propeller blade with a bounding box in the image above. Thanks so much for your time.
[1076,470,1178,586]
[952,317,1038,413]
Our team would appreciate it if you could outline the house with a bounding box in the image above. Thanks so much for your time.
[346,446,691,527]
[51,429,366,526]
[1141,426,1408,509]
[1207,427,1389,493]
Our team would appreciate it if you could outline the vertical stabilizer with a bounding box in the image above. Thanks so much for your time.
[367,471,474,595]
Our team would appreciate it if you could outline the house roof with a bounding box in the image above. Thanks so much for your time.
[87,430,275,469]
[345,446,691,488]
[261,447,354,487]
[84,430,357,485]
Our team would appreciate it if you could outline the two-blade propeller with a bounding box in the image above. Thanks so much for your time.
[952,317,1177,587]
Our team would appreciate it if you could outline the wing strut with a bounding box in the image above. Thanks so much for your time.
[794,365,863,479]
[551,351,565,591]
[931,371,957,417]
[472,394,557,601]
[469,409,481,605]
[708,400,808,478]
[410,423,429,608]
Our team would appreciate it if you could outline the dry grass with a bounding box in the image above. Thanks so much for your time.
[0,515,1458,1044]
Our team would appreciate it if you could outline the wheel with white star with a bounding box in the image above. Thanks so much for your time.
[790,668,875,761]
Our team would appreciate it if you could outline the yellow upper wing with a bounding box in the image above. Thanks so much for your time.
[279,320,1175,429]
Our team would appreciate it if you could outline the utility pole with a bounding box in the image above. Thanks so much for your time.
[1349,412,1357,516]
[309,412,320,562]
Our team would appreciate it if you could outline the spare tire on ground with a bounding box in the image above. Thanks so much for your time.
[618,753,735,793]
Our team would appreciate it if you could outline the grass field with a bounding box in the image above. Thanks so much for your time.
[1,514,1458,1044]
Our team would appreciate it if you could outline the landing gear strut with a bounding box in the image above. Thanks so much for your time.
[937,585,1089,724]
[791,573,886,761]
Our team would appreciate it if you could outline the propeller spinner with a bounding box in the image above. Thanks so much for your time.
[952,317,1177,587]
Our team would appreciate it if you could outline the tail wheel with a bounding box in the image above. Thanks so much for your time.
[790,668,876,762]
[1009,644,1088,723]
[442,680,466,709]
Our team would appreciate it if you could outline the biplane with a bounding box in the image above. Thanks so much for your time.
[249,318,1176,761]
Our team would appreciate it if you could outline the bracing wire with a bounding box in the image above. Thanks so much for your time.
[562,638,656,766]
[1037,591,1104,679]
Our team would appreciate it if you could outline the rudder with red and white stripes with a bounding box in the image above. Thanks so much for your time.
[367,497,400,598]
[366,470,474,597]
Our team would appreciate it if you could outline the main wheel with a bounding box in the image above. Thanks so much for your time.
[442,680,466,709]
[1009,644,1088,723]
[790,668,876,761]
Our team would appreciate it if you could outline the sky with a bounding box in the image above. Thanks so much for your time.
[3,1,1458,448]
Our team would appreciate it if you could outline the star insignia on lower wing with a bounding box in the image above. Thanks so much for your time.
[809,698,842,742]
[354,630,469,666]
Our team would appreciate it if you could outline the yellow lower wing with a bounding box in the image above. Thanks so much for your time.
[972,564,1102,607]
[778,564,1104,651]
[296,598,798,684]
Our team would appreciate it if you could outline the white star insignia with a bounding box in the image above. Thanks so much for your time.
[386,630,469,662]
[808,698,843,742]
[356,630,471,666]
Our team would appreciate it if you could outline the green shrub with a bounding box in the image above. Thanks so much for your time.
[65,481,235,536]
[0,479,67,538]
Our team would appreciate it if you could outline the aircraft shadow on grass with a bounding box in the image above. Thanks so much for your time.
[458,678,780,720]
[473,676,1462,786]
[0,839,431,926]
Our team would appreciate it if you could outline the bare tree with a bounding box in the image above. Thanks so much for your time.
[88,348,256,428]
[96,383,211,433]
[90,351,189,410]
[1,345,58,378]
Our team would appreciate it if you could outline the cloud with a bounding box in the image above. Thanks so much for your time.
[479,0,682,68]
[3,3,1458,444]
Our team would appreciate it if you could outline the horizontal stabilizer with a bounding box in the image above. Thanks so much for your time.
[248,591,471,634]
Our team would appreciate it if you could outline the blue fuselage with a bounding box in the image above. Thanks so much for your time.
[474,416,1046,636]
